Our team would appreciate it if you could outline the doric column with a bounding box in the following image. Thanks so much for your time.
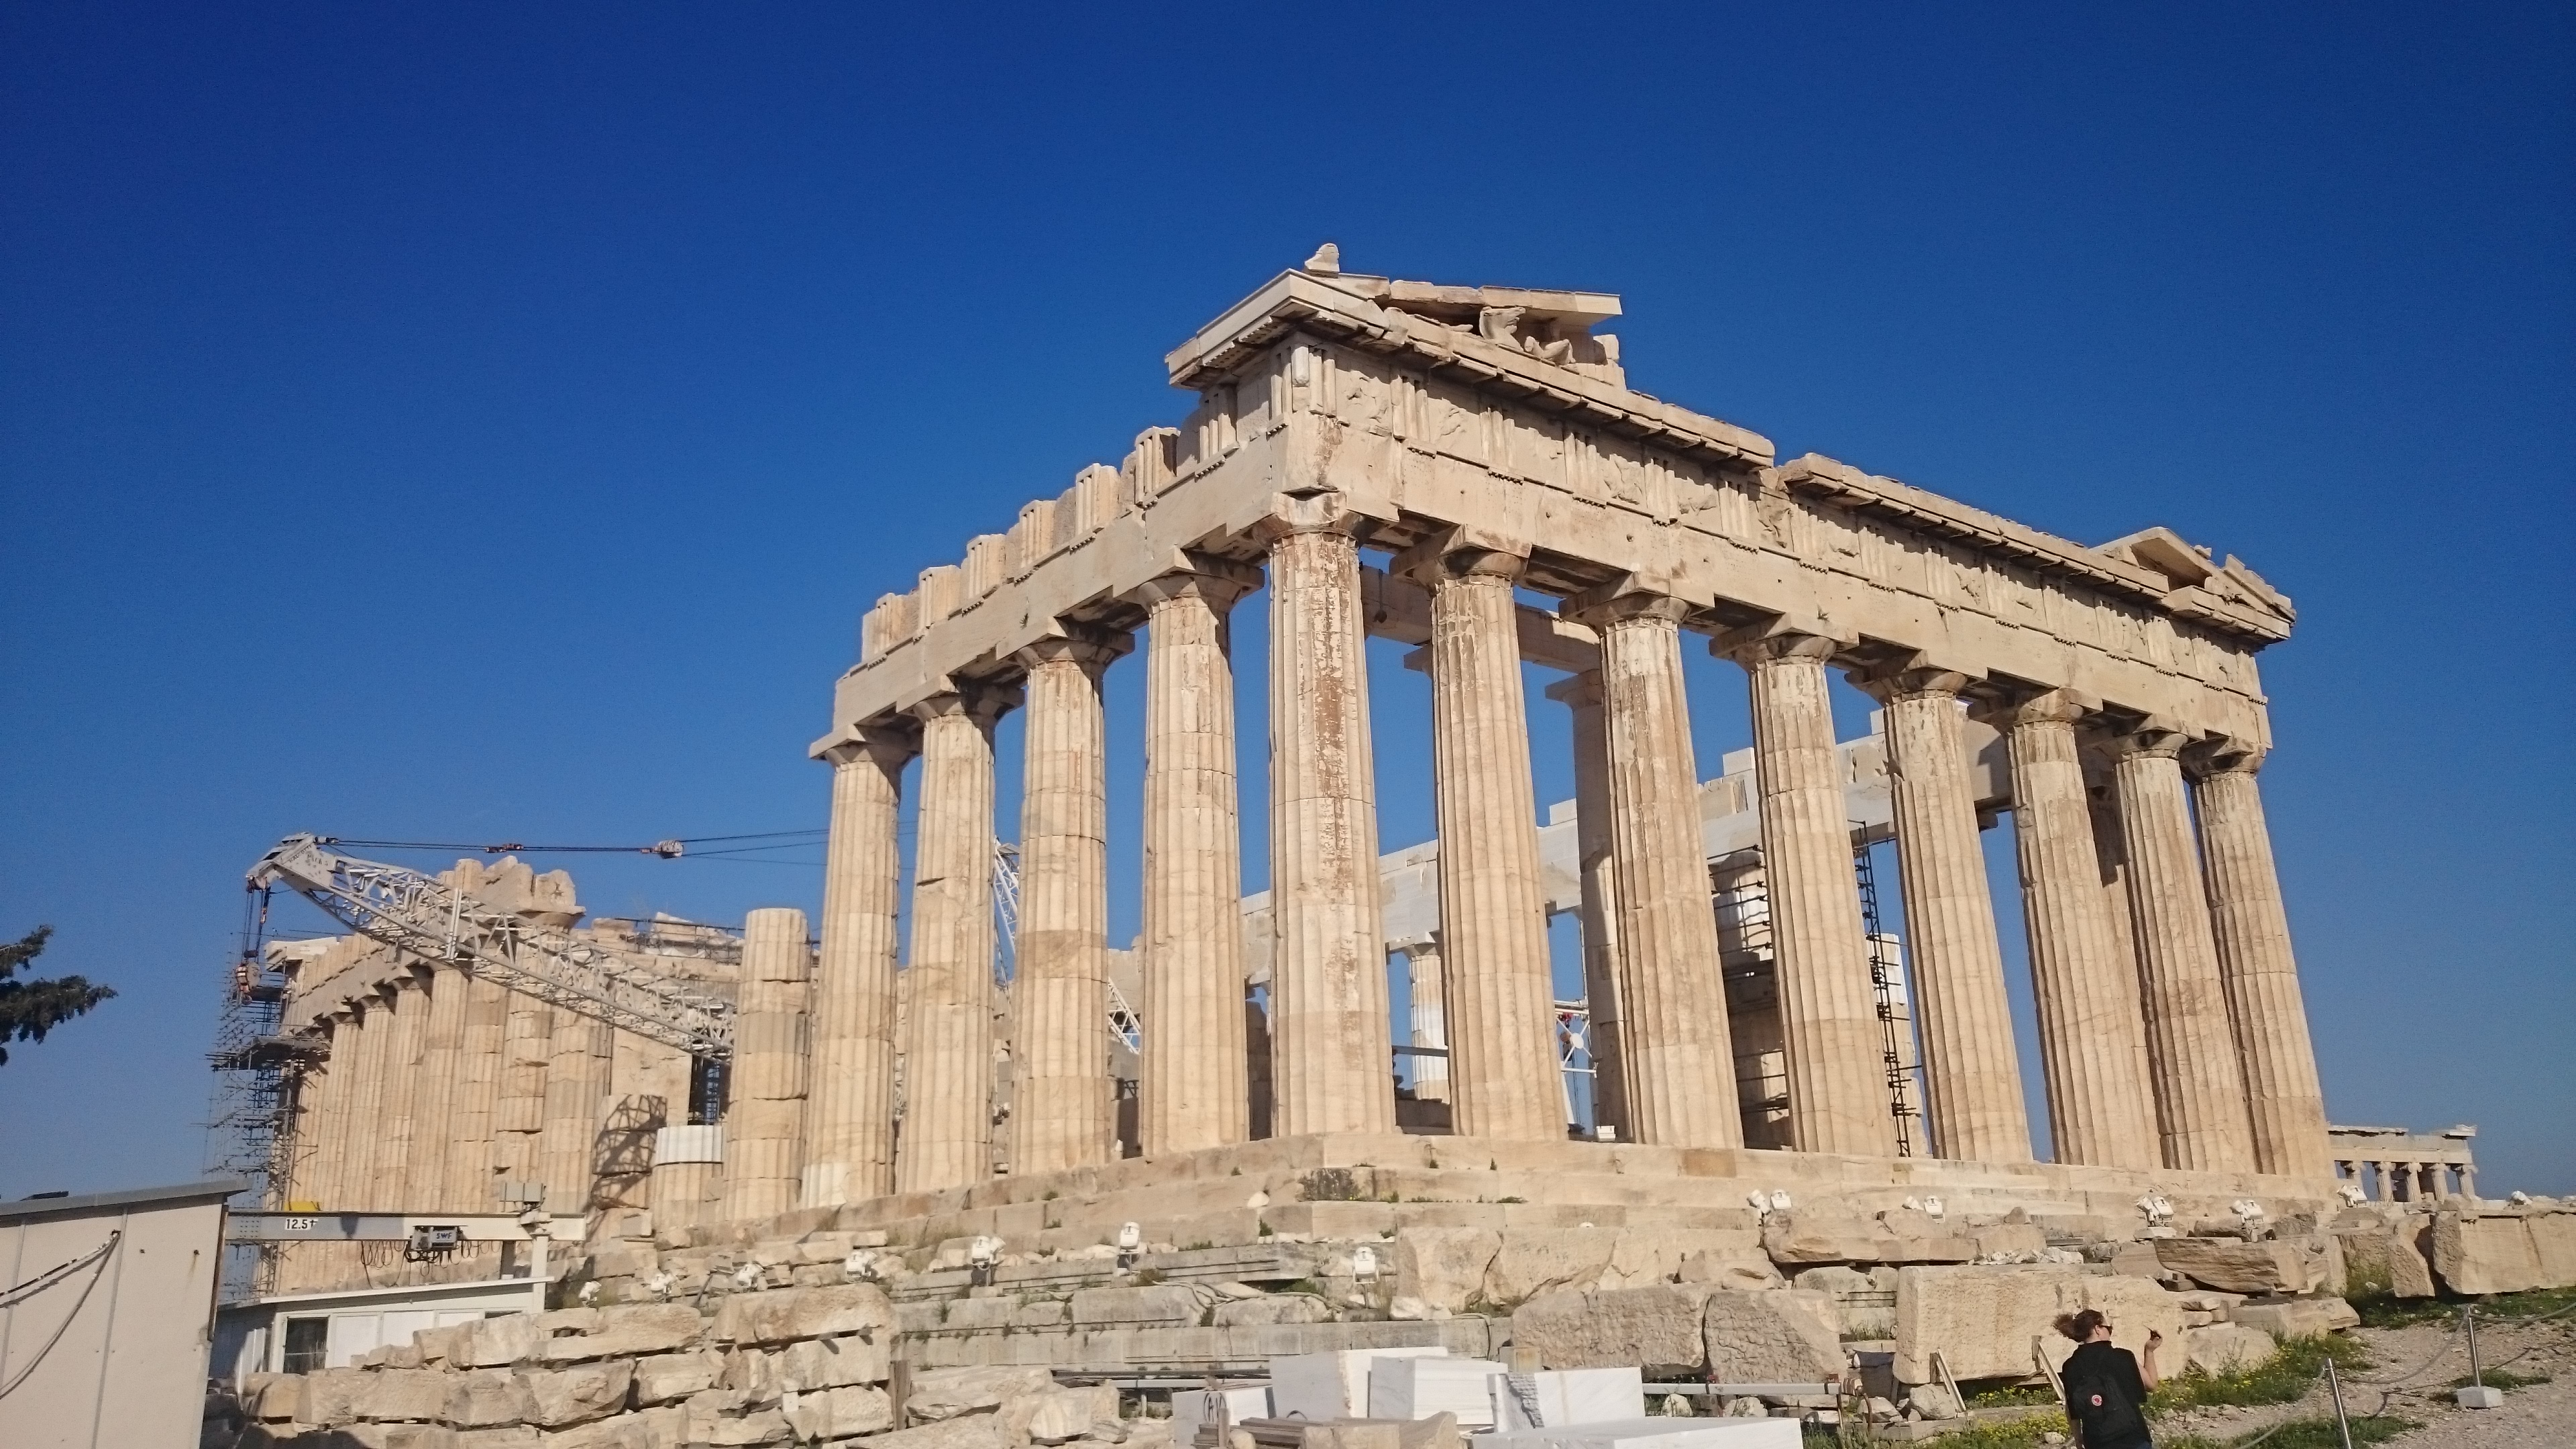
[2001,694,2159,1170]
[1558,589,1736,1148]
[1262,503,1395,1138]
[1011,628,1129,1175]
[407,966,470,1209]
[726,906,812,1220]
[803,724,915,1206]
[493,998,551,1189]
[539,1005,614,1214]
[1134,561,1258,1155]
[2189,747,2332,1179]
[278,1020,341,1290]
[1546,668,1627,1137]
[1407,539,1562,1140]
[377,971,429,1209]
[449,975,507,1211]
[1873,670,2030,1163]
[1398,939,1450,1102]
[1725,632,1891,1157]
[2109,727,2257,1173]
[896,683,1016,1193]
[335,997,392,1213]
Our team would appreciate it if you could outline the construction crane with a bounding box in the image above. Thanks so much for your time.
[248,833,740,1060]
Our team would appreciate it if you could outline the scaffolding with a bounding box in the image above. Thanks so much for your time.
[1851,841,1924,1157]
[203,885,319,1298]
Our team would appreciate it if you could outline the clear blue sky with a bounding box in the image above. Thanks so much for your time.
[4,3,2569,1197]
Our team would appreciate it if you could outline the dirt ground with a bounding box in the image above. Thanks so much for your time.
[2148,1313,2576,1448]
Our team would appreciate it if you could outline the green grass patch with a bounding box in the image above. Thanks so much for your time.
[2451,1367,2550,1390]
[2162,1415,2415,1449]
[1965,1383,2057,1407]
[2354,1282,2576,1328]
[2150,1334,2368,1413]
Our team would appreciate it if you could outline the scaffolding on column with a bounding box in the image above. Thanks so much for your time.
[1851,841,1923,1157]
[203,884,320,1298]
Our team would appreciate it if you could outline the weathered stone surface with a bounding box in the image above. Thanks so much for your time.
[1791,1266,1895,1338]
[360,1368,455,1423]
[685,1403,794,1446]
[2231,1297,2359,1340]
[711,1283,895,1346]
[333,1426,461,1449]
[451,1428,543,1448]
[1213,1293,1332,1327]
[1018,1384,1119,1444]
[783,1383,894,1440]
[1701,1289,1841,1383]
[1678,1254,1784,1291]
[1969,1224,2048,1260]
[539,1403,686,1448]
[2152,1239,2316,1294]
[1764,1213,1973,1266]
[1512,1285,1713,1375]
[841,1413,1012,1449]
[1484,1232,1619,1306]
[524,1360,637,1428]
[2530,1212,2576,1287]
[1905,1383,1962,1421]
[1070,1285,1201,1326]
[776,1333,891,1391]
[2337,1226,2436,1300]
[543,1303,704,1361]
[634,1350,725,1405]
[1892,1265,2080,1383]
[295,1368,372,1427]
[1392,1228,1502,1314]
[1600,1230,1768,1291]
[439,1369,535,1429]
[2432,1213,2548,1295]
[907,1365,1057,1421]
[463,1313,541,1368]
[2186,1324,2279,1375]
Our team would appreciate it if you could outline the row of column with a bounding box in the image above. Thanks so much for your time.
[808,519,2333,1201]
[2339,1158,2471,1202]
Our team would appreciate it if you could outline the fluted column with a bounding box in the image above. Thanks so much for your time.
[1546,669,1627,1137]
[1012,629,1129,1175]
[1409,541,1562,1140]
[407,966,469,1209]
[1562,590,1737,1148]
[1872,671,2030,1162]
[493,998,551,1189]
[445,975,507,1211]
[1727,632,1892,1157]
[1263,505,1395,1138]
[804,725,914,1206]
[2002,694,2159,1169]
[2190,749,2332,1178]
[335,998,391,1212]
[726,906,812,1220]
[2110,728,2256,1173]
[896,684,1015,1193]
[377,971,429,1208]
[1135,562,1259,1155]
[539,1005,614,1214]
[1401,941,1450,1103]
[280,1021,341,1289]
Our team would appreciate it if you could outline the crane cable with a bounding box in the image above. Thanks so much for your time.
[0,1231,121,1399]
[315,828,827,859]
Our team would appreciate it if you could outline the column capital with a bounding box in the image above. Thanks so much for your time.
[906,680,1022,729]
[1122,552,1264,612]
[1982,687,2100,731]
[1562,585,1691,630]
[1850,665,1974,704]
[1714,627,1844,667]
[1542,666,1605,708]
[2184,737,2267,779]
[1012,623,1132,676]
[822,719,920,771]
[1247,488,1367,543]
[2102,721,2193,762]
[1390,525,1530,589]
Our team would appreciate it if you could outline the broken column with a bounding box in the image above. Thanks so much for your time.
[803,727,912,1206]
[1563,588,1737,1148]
[2110,727,2256,1173]
[896,684,1014,1193]
[1010,629,1126,1175]
[1134,560,1258,1155]
[1263,502,1395,1138]
[1729,632,1892,1157]
[724,906,812,1221]
[1874,671,2030,1163]
[492,996,551,1195]
[1410,538,1562,1141]
[2001,694,2159,1170]
[2190,747,2332,1179]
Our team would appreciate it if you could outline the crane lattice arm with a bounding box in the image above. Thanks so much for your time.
[250,833,737,1060]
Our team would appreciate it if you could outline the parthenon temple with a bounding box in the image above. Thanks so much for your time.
[266,253,2359,1302]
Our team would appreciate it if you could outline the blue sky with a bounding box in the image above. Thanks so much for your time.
[3,3,2569,1197]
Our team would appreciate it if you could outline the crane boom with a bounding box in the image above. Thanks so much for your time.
[250,833,738,1059]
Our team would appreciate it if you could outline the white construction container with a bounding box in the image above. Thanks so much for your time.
[1479,1419,1802,1449]
[1269,1346,1450,1421]
[1366,1356,1509,1426]
[1170,1383,1274,1446]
